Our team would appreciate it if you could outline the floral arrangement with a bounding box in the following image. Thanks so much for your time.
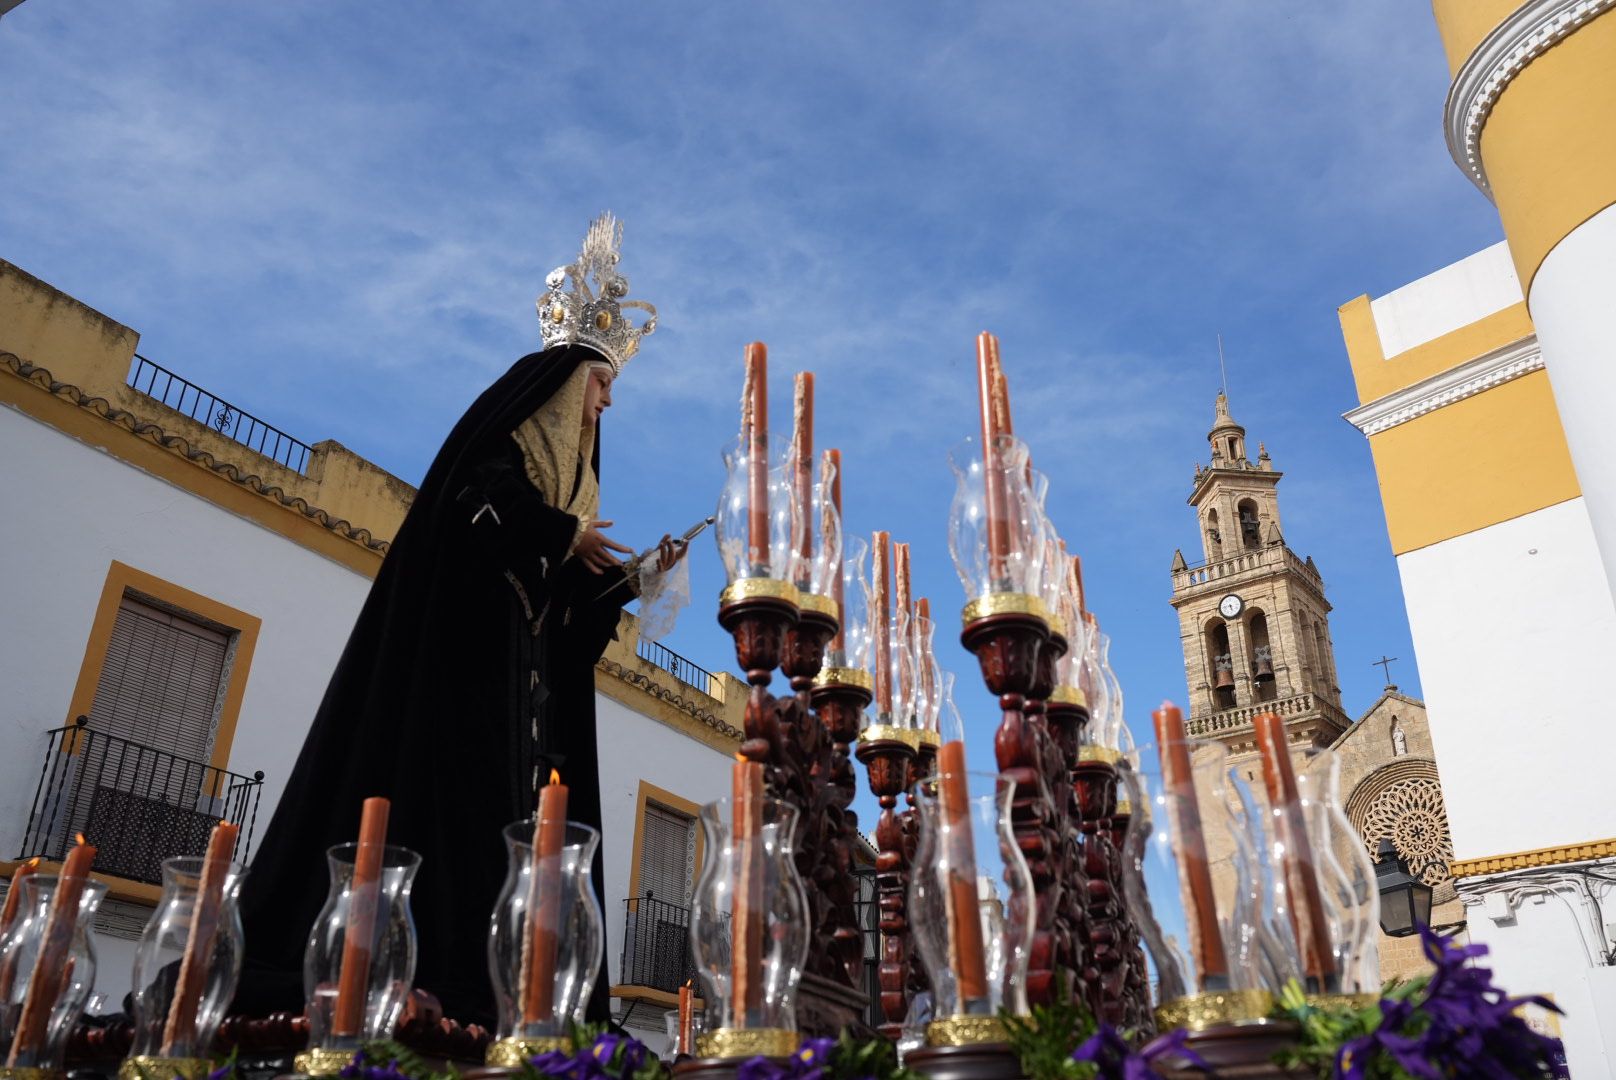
[734,1032,918,1080]
[1275,926,1566,1079]
[325,1025,669,1080]
[999,988,1203,1080]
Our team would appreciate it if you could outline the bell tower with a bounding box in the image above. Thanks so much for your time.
[1168,394,1350,754]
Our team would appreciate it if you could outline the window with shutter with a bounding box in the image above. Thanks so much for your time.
[637,802,696,905]
[90,595,230,762]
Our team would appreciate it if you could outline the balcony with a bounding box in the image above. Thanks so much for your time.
[618,894,703,1000]
[1185,691,1350,742]
[17,719,264,887]
[635,638,717,696]
[128,354,313,475]
[1171,544,1324,596]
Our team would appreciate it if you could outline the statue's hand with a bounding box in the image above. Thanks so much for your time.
[655,533,688,573]
[577,520,634,574]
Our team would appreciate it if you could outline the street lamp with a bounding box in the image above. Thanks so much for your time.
[1374,837,1433,938]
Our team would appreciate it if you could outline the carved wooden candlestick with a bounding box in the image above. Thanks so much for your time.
[1074,746,1132,1025]
[718,583,869,1040]
[853,729,920,1038]
[1106,799,1152,1033]
[961,599,1083,1011]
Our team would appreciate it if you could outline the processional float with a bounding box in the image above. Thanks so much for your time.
[7,332,1405,1080]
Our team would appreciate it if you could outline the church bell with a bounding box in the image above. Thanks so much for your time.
[1213,653,1236,692]
[1253,645,1276,683]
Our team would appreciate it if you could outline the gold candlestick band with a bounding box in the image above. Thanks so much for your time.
[119,1059,215,1080]
[795,591,839,619]
[0,1069,65,1080]
[1048,685,1088,708]
[1153,989,1275,1032]
[695,1027,799,1059]
[960,591,1048,627]
[293,1047,362,1077]
[719,579,802,607]
[1305,992,1380,1012]
[926,1015,1009,1046]
[1113,799,1133,816]
[813,666,873,692]
[915,728,941,748]
[486,1035,575,1065]
[859,724,923,750]
[1077,744,1122,765]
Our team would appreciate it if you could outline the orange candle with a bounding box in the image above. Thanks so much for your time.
[743,343,770,572]
[161,820,239,1054]
[731,757,765,1023]
[937,741,988,1008]
[824,449,845,651]
[522,772,569,1024]
[894,542,913,714]
[1151,704,1228,986]
[1069,555,1087,618]
[8,836,96,1065]
[916,597,935,731]
[871,531,893,717]
[1253,713,1338,989]
[678,979,694,1055]
[792,373,815,576]
[976,333,1014,585]
[333,797,390,1038]
[0,859,39,937]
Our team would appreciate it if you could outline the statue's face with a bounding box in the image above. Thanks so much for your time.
[582,366,614,426]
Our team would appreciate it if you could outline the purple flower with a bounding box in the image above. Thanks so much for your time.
[1073,1023,1208,1079]
[589,1032,649,1076]
[207,1066,234,1080]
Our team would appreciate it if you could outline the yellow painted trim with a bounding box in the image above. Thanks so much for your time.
[625,780,705,909]
[66,561,261,774]
[1,858,161,905]
[1450,836,1616,878]
[1478,9,1616,295]
[0,359,384,578]
[1368,370,1581,554]
[1339,295,1535,405]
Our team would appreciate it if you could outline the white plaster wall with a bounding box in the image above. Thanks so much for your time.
[0,404,373,996]
[1529,203,1616,605]
[594,690,734,992]
[1370,240,1521,357]
[1463,884,1612,1077]
[1395,498,1616,861]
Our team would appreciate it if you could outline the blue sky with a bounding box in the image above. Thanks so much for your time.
[2,3,1503,808]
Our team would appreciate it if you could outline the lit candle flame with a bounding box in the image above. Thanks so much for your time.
[548,768,561,786]
[74,833,87,846]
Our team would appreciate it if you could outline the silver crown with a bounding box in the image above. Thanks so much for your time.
[536,213,657,375]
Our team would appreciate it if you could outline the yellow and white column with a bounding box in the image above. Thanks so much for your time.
[1435,0,1616,599]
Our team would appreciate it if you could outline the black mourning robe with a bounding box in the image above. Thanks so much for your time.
[234,343,630,1027]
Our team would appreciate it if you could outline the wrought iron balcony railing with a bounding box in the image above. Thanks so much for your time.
[17,718,264,886]
[635,638,716,696]
[619,894,704,994]
[128,354,313,475]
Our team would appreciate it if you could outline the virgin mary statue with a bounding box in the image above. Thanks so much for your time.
[234,215,680,1027]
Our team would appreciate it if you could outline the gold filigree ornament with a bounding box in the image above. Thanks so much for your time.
[119,1058,214,1080]
[812,666,873,692]
[293,1047,361,1077]
[960,591,1048,628]
[718,578,802,607]
[1153,989,1275,1032]
[1306,992,1380,1012]
[695,1027,799,1059]
[486,1035,574,1065]
[926,1015,1008,1046]
[1048,685,1088,708]
[858,724,923,751]
[1078,744,1122,765]
[0,1068,64,1080]
[795,591,839,619]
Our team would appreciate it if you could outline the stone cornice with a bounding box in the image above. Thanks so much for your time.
[1342,334,1541,436]
[1,351,390,555]
[1444,0,1616,197]
[595,657,743,747]
[1450,835,1616,878]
